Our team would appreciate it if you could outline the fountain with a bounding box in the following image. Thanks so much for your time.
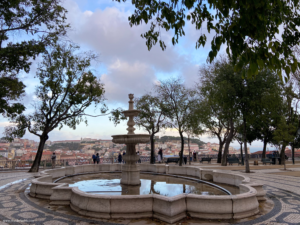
[111,94,150,186]
[28,93,266,223]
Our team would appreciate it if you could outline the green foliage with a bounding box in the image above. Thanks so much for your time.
[273,117,296,147]
[0,0,69,77]
[159,136,205,147]
[0,76,26,118]
[114,0,300,79]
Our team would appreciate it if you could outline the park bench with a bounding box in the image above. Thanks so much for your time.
[199,158,212,164]
[227,157,241,166]
[165,157,187,165]
[261,158,272,165]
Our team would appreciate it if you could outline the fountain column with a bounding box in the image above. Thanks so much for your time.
[112,94,150,186]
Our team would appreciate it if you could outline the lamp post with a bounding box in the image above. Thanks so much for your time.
[237,133,244,166]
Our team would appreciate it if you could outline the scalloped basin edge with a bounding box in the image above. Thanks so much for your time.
[29,164,266,223]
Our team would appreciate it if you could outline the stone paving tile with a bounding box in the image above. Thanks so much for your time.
[1,171,300,225]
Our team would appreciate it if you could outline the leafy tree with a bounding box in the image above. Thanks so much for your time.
[199,57,283,172]
[197,59,239,166]
[273,85,298,169]
[0,0,69,119]
[115,0,300,79]
[155,78,196,166]
[135,94,168,164]
[273,117,296,170]
[253,85,283,158]
[5,44,106,172]
[235,69,283,172]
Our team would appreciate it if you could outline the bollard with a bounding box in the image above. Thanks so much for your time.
[12,161,16,170]
[44,160,46,169]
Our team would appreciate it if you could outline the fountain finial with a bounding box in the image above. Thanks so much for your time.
[128,94,134,110]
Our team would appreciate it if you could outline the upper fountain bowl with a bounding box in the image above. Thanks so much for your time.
[111,134,150,144]
[122,110,140,117]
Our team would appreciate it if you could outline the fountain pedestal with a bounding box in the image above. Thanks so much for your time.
[122,144,140,185]
[112,94,150,186]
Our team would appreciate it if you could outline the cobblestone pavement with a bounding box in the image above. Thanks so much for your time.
[0,170,300,225]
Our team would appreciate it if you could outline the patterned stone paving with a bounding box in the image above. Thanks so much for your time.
[0,170,299,225]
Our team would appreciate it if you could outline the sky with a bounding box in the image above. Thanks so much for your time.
[0,0,275,152]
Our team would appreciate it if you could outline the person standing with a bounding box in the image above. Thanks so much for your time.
[137,151,141,163]
[51,152,56,169]
[158,148,163,163]
[96,153,100,164]
[122,151,126,164]
[157,149,161,163]
[118,152,122,163]
[92,154,96,164]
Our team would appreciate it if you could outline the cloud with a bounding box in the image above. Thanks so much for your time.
[101,60,157,102]
[62,0,206,101]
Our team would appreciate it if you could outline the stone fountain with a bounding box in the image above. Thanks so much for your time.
[111,94,150,186]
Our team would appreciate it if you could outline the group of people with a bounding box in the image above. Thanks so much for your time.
[117,151,141,163]
[92,148,164,165]
[118,151,126,164]
[92,153,100,164]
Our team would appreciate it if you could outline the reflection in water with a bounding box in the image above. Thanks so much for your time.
[57,173,238,196]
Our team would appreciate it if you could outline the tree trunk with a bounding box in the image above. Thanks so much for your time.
[217,142,224,164]
[262,139,267,159]
[150,134,155,164]
[292,145,295,164]
[188,135,191,165]
[179,131,184,166]
[243,118,250,173]
[240,143,244,165]
[29,134,48,172]
[221,119,234,166]
[280,144,286,170]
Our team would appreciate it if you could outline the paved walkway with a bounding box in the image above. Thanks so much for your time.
[0,168,299,225]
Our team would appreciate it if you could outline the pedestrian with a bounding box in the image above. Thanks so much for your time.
[96,153,100,164]
[137,151,141,163]
[158,148,163,163]
[51,152,56,169]
[92,154,96,164]
[189,151,192,163]
[122,151,126,164]
[118,152,122,163]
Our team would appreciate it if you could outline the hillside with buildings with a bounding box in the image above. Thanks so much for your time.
[0,136,264,162]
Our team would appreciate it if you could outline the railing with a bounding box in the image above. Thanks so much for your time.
[2,154,299,170]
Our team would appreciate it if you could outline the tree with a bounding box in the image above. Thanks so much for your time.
[155,78,196,166]
[273,85,298,169]
[5,44,106,172]
[198,57,284,171]
[115,0,300,79]
[0,0,69,121]
[197,59,239,166]
[135,94,168,164]
[235,69,283,172]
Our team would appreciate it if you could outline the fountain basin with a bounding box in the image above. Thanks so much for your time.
[57,173,237,196]
[30,164,266,223]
